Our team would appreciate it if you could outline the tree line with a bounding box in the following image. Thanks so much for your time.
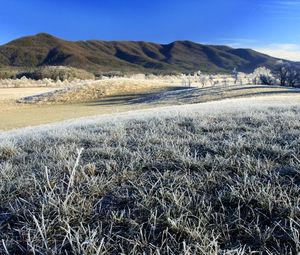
[259,61,300,87]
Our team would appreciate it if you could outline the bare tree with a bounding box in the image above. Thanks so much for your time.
[277,62,289,86]
[232,67,238,84]
[187,74,192,87]
[259,74,274,85]
[275,61,300,87]
[286,68,300,87]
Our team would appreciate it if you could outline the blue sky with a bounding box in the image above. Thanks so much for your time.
[1,0,300,60]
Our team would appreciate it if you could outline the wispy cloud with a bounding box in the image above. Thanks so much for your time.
[254,44,300,61]
[259,0,300,19]
[213,39,300,61]
[211,38,258,48]
[261,0,300,7]
[274,1,300,6]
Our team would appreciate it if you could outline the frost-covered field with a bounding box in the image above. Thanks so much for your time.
[1,94,300,137]
[0,97,299,254]
[0,78,183,130]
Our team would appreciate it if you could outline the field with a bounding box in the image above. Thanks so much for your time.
[0,78,300,254]
[0,80,180,130]
[1,96,300,254]
[1,78,300,131]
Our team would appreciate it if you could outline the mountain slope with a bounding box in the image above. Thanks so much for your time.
[0,33,289,73]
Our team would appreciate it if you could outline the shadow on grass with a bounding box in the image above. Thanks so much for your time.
[85,85,300,107]
[85,86,189,106]
[224,85,300,92]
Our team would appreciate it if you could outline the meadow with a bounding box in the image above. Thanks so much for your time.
[1,76,299,130]
[0,98,300,254]
[0,74,300,254]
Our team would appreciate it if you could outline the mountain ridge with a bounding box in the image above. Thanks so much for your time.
[0,33,293,74]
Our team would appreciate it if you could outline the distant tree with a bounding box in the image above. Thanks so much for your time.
[181,74,187,86]
[208,75,214,86]
[196,70,202,76]
[277,61,289,86]
[259,74,274,85]
[275,61,300,87]
[253,67,274,85]
[199,76,207,87]
[197,71,208,87]
[187,74,192,87]
[232,68,238,84]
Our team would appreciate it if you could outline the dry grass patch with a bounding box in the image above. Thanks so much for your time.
[18,78,183,104]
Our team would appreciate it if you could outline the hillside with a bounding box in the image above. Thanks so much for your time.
[0,33,288,74]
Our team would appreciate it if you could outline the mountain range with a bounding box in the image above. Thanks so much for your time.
[0,33,295,74]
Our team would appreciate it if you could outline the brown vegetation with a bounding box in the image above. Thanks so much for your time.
[0,33,289,74]
[16,66,95,81]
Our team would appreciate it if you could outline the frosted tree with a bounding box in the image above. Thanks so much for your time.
[232,68,238,84]
[196,71,208,87]
[187,74,192,87]
[274,61,300,87]
[252,67,273,85]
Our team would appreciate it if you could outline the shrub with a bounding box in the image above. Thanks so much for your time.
[0,68,20,79]
[259,74,274,85]
[16,66,95,81]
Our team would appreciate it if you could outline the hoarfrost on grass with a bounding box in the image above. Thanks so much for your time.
[0,100,299,254]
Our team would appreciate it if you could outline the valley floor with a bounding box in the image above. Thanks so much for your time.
[1,83,300,131]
